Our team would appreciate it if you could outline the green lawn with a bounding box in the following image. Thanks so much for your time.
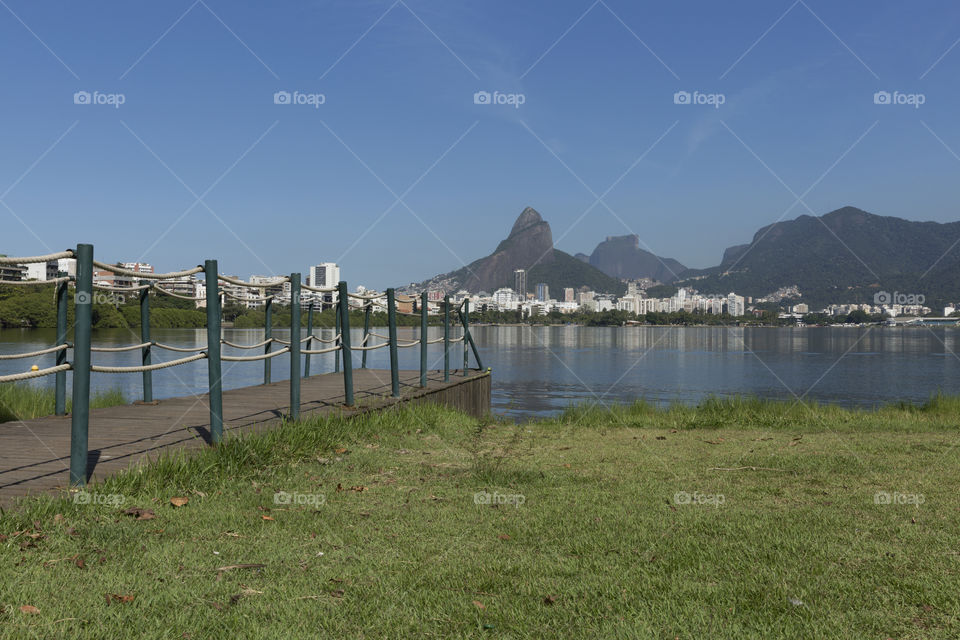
[1,398,959,638]
[0,383,126,424]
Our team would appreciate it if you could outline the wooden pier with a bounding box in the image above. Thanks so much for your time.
[0,369,490,506]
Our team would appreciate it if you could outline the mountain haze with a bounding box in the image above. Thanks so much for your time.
[587,234,686,283]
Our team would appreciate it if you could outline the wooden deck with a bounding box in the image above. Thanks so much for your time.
[0,369,491,506]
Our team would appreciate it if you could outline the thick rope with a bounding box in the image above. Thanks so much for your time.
[221,338,274,350]
[347,292,386,301]
[151,342,208,353]
[311,334,341,344]
[397,339,420,348]
[351,341,390,351]
[92,261,203,280]
[153,285,204,301]
[0,251,73,265]
[0,277,71,286]
[222,347,290,362]
[426,337,445,344]
[93,282,150,292]
[302,345,341,355]
[91,353,206,373]
[0,344,69,360]
[271,336,312,346]
[300,282,338,293]
[0,363,72,383]
[218,274,289,289]
[91,342,151,353]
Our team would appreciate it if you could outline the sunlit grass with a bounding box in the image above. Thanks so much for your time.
[0,383,126,423]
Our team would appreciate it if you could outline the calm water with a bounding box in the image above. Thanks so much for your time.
[2,326,959,418]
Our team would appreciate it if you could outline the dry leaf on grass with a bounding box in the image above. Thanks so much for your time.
[105,594,135,605]
[123,507,155,521]
[472,600,485,609]
[215,564,266,572]
[261,516,275,521]
[498,534,511,541]
[170,497,189,507]
[543,595,557,605]
[19,605,39,614]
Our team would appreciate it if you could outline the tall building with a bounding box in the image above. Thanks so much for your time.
[563,287,575,303]
[536,282,549,301]
[309,263,340,290]
[514,269,526,299]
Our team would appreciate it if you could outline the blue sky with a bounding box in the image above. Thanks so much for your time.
[2,0,959,287]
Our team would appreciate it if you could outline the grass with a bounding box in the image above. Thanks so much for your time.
[0,383,126,423]
[1,398,959,638]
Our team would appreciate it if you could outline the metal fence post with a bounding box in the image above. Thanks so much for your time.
[387,288,400,397]
[69,244,93,486]
[458,302,484,372]
[462,299,469,376]
[263,297,272,384]
[420,291,428,388]
[139,280,153,403]
[338,281,354,406]
[289,273,302,419]
[334,301,341,373]
[204,261,223,444]
[54,274,68,416]
[443,295,450,382]
[361,302,371,369]
[304,302,313,378]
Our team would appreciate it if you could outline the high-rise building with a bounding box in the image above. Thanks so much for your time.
[563,287,574,302]
[514,269,526,299]
[309,263,340,290]
[536,282,549,301]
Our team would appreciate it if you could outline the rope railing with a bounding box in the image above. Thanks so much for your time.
[90,342,152,353]
[152,342,208,353]
[0,250,74,265]
[152,284,205,301]
[93,282,150,292]
[302,345,341,355]
[92,261,203,280]
[221,338,274,350]
[222,347,289,362]
[0,276,71,286]
[91,353,207,373]
[0,344,70,360]
[0,363,72,383]
[218,273,289,289]
[1,242,486,489]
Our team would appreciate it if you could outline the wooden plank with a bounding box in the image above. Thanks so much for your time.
[0,369,490,506]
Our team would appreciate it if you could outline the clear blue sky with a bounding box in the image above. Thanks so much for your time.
[2,0,959,287]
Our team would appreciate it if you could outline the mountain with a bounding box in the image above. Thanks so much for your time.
[412,207,625,295]
[680,206,960,307]
[587,234,687,283]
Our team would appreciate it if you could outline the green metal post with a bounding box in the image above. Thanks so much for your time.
[420,291,428,388]
[338,281,354,406]
[443,295,450,382]
[458,303,484,372]
[54,275,68,416]
[139,280,153,403]
[204,260,223,444]
[69,244,93,486]
[263,297,272,384]
[304,302,313,378]
[387,288,400,397]
[334,302,341,373]
[289,273,302,419]
[361,303,371,369]
[462,299,470,376]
